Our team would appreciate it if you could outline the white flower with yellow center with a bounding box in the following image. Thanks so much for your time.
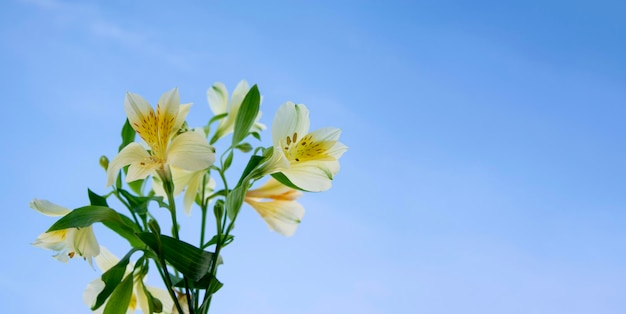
[106,88,215,187]
[207,80,265,142]
[245,178,305,237]
[30,199,100,265]
[260,102,348,192]
[83,246,174,314]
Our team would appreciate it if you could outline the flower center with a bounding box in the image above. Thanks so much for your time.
[283,132,334,163]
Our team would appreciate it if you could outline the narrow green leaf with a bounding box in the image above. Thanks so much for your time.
[232,85,260,145]
[127,178,145,195]
[250,131,261,141]
[201,234,234,249]
[88,189,108,207]
[271,172,308,191]
[225,186,246,221]
[92,250,136,310]
[137,233,213,282]
[223,150,234,170]
[103,273,134,314]
[119,119,136,152]
[46,206,143,248]
[118,189,166,215]
[236,155,265,187]
[235,142,252,153]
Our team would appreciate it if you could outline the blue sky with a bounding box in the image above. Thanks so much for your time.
[2,0,626,313]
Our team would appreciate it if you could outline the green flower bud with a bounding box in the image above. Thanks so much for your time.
[99,156,109,170]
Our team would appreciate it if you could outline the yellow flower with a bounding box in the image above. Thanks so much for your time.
[245,178,305,237]
[260,102,347,192]
[106,88,215,186]
[30,199,100,266]
[207,80,265,142]
[83,246,174,314]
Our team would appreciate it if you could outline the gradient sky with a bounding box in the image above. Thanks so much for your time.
[2,0,626,313]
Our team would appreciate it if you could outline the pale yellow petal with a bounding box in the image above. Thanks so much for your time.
[230,80,250,112]
[135,280,151,314]
[94,246,121,272]
[245,198,305,237]
[207,82,228,115]
[106,142,151,186]
[83,277,106,311]
[126,159,160,183]
[167,132,215,171]
[124,92,155,133]
[272,102,310,148]
[29,198,70,216]
[157,88,180,137]
[282,163,334,192]
[32,229,70,252]
[183,170,205,215]
[246,178,302,201]
[73,226,100,266]
[173,103,191,134]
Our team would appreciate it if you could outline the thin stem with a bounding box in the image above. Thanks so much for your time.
[113,189,143,230]
[163,177,195,314]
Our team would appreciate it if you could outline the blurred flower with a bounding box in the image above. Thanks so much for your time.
[106,88,215,186]
[30,199,100,266]
[259,102,348,191]
[245,178,305,237]
[83,246,174,314]
[207,80,265,142]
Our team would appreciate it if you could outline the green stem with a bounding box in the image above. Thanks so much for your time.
[163,177,195,314]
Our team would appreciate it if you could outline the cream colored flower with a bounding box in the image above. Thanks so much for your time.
[207,80,265,142]
[106,88,215,186]
[30,199,100,265]
[260,102,348,192]
[245,178,305,237]
[83,247,174,314]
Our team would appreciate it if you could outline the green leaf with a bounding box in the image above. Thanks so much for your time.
[137,233,213,282]
[119,119,136,152]
[235,142,252,153]
[47,206,143,248]
[250,131,261,141]
[225,186,246,221]
[88,189,108,207]
[201,234,234,249]
[92,249,136,310]
[103,273,134,314]
[118,189,167,216]
[127,178,145,195]
[236,155,265,187]
[271,172,308,191]
[232,85,260,145]
[174,273,223,291]
[223,150,234,170]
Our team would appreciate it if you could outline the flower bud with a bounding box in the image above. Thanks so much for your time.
[99,156,109,170]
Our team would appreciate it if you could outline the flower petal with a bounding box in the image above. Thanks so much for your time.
[282,163,334,192]
[245,199,305,237]
[124,92,156,138]
[157,88,180,138]
[94,246,121,272]
[83,277,106,311]
[183,170,205,215]
[73,226,100,266]
[207,82,228,115]
[32,229,70,252]
[246,178,302,201]
[272,102,310,148]
[29,199,71,216]
[173,103,191,134]
[167,132,215,171]
[106,142,151,186]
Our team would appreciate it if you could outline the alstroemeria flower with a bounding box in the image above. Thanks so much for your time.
[207,80,265,142]
[259,102,348,192]
[245,178,305,237]
[30,199,100,265]
[83,246,174,314]
[106,88,215,187]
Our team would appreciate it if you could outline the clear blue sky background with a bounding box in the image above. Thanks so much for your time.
[2,0,625,313]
